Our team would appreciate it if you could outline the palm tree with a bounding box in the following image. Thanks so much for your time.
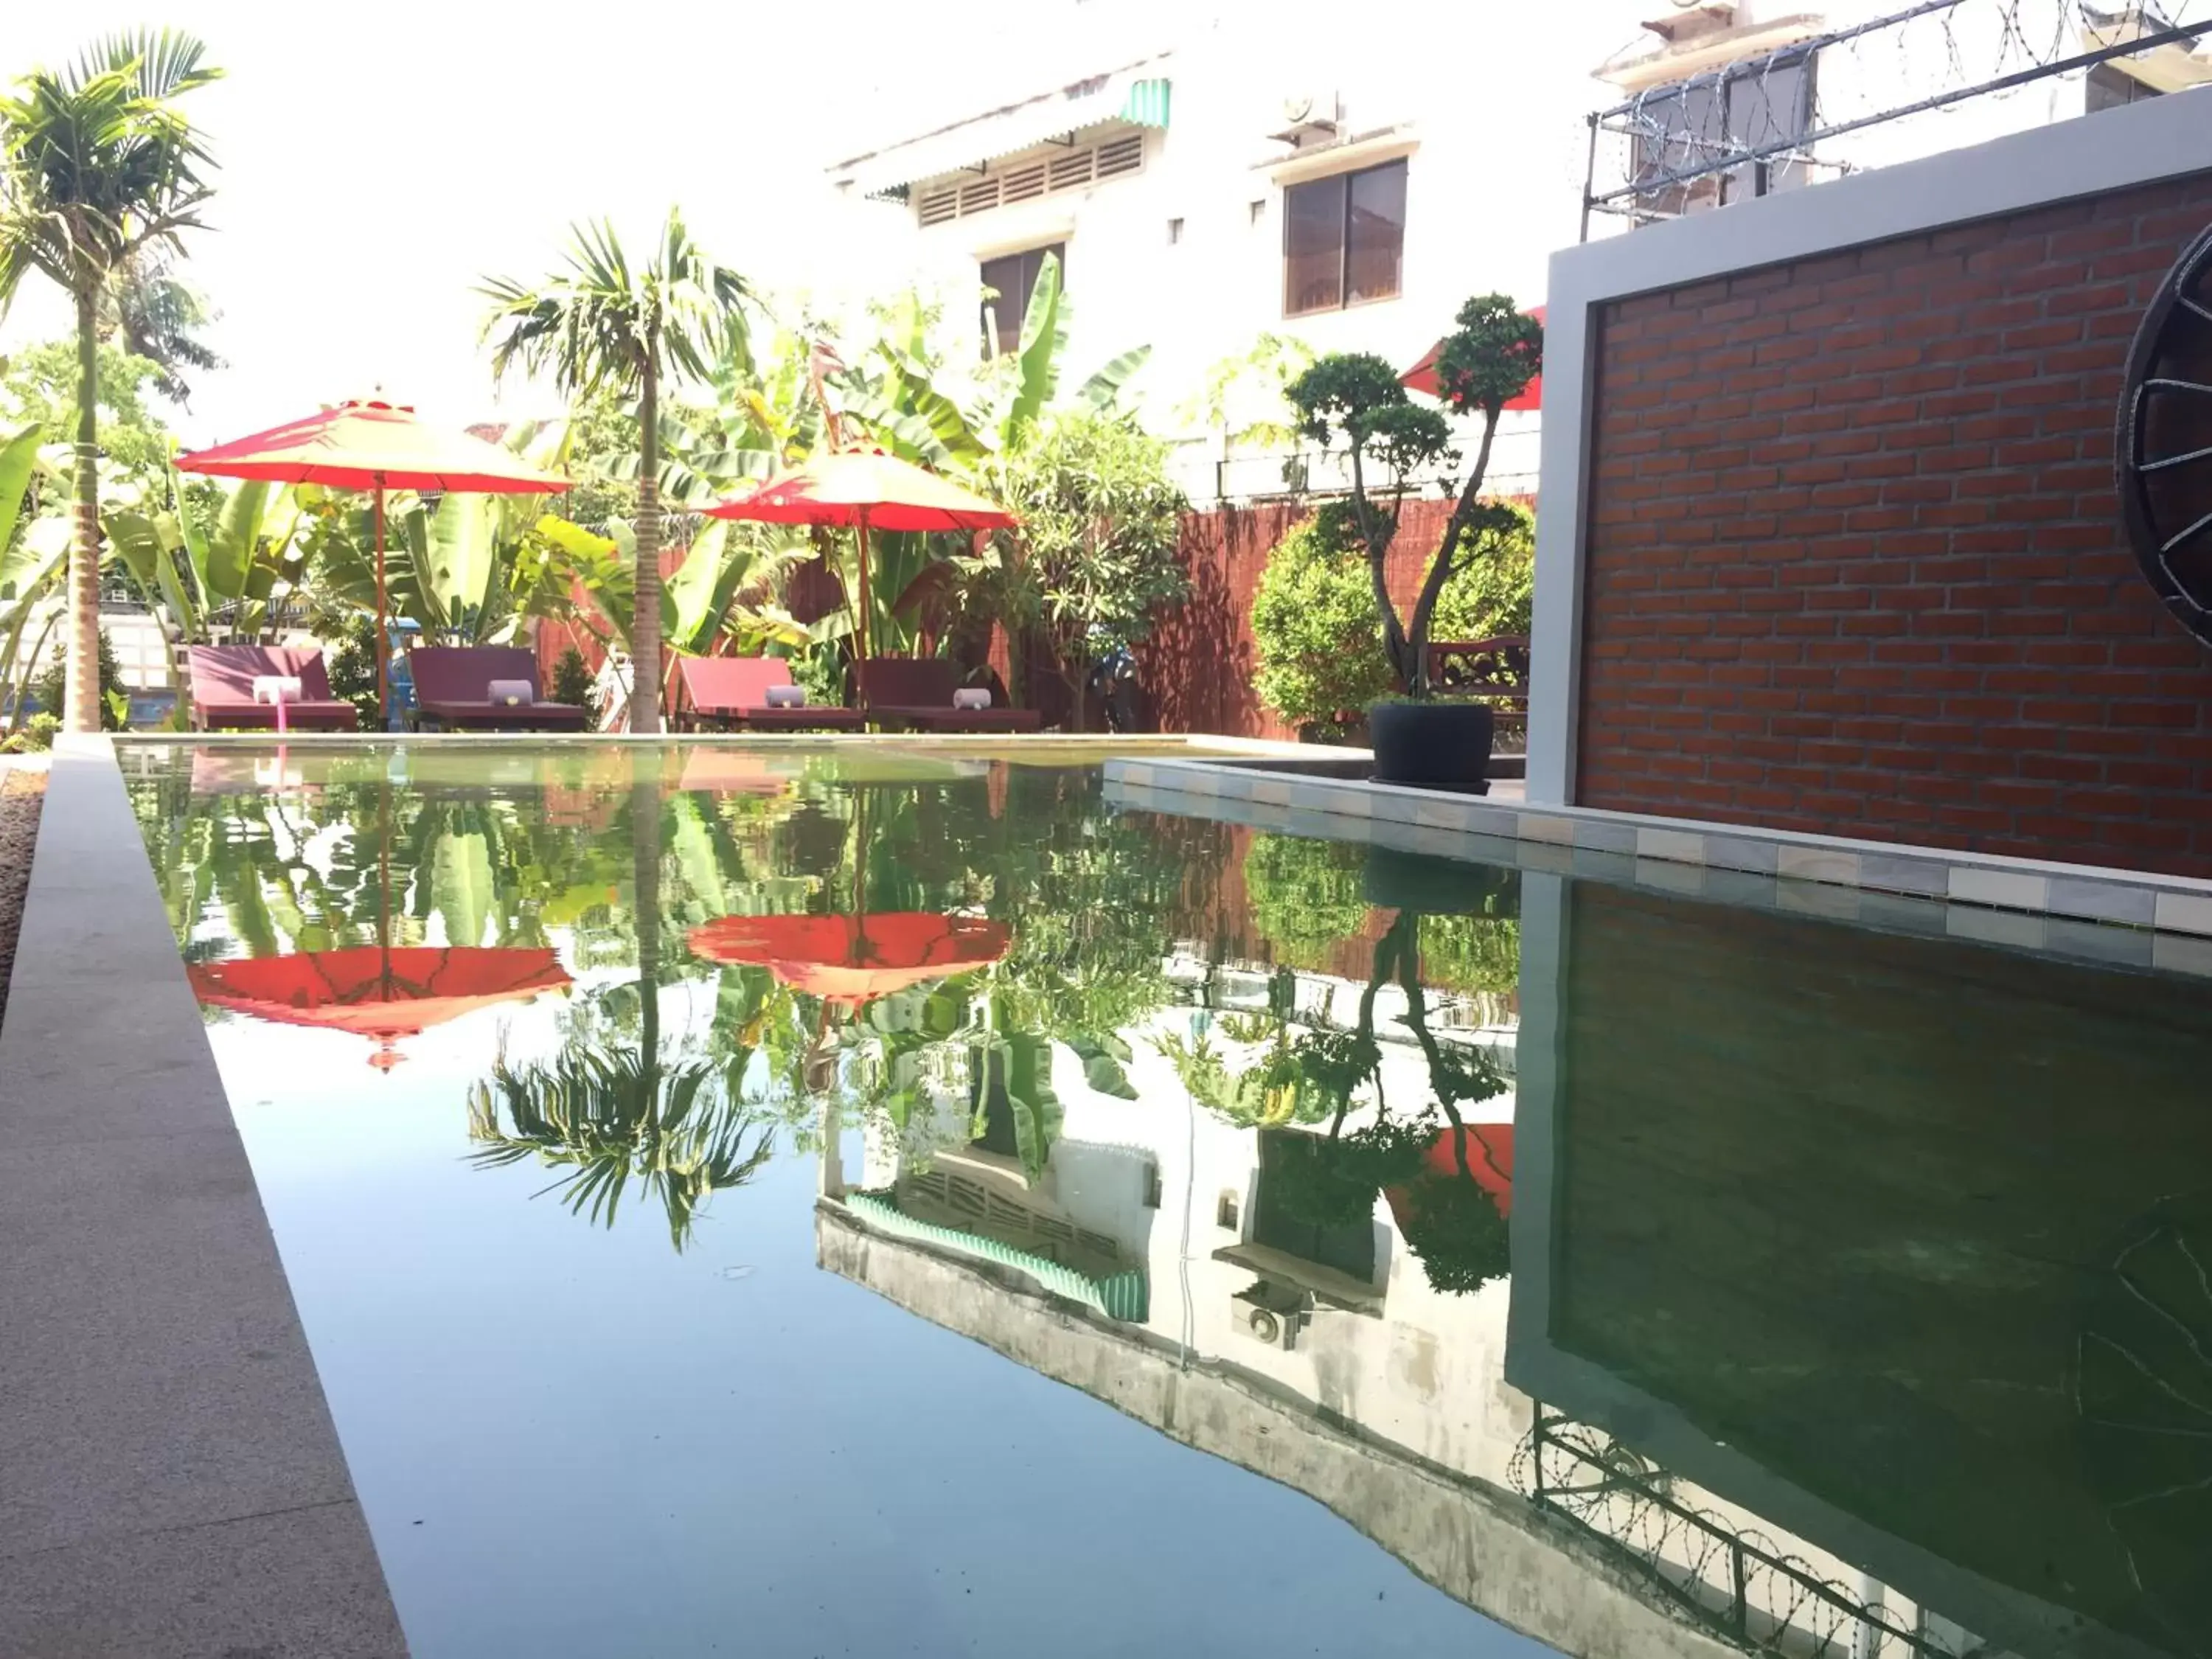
[0,31,220,733]
[479,212,749,734]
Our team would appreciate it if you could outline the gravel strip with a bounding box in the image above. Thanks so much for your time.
[0,768,49,1039]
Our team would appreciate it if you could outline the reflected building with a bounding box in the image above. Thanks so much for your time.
[814,929,2014,1659]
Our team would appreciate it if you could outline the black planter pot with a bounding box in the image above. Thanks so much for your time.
[1368,700,1495,795]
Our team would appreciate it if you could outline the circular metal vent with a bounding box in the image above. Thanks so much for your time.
[2118,223,2212,650]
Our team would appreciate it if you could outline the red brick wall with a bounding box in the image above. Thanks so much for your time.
[1579,173,2212,879]
[1139,497,1464,741]
[535,501,1479,742]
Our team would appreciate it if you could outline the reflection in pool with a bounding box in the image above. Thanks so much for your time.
[126,742,2211,1659]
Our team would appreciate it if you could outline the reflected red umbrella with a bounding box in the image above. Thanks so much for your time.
[188,945,572,1071]
[1385,1122,1514,1231]
[687,912,1008,1009]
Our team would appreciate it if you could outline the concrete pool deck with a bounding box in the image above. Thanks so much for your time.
[0,737,407,1657]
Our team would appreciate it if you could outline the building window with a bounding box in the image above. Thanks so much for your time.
[980,243,1065,358]
[1632,49,1816,215]
[2086,61,2161,114]
[1282,158,1407,318]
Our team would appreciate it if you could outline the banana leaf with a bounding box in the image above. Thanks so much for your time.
[105,508,198,636]
[431,825,495,950]
[0,422,44,568]
[1004,254,1065,451]
[667,793,727,918]
[420,493,501,627]
[1079,346,1153,411]
[181,476,297,609]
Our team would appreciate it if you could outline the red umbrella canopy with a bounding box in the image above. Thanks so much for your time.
[1402,307,1544,411]
[175,400,571,494]
[188,945,573,1071]
[704,450,1016,533]
[688,912,1010,1008]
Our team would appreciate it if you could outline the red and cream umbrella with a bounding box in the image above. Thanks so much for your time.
[704,450,1015,691]
[177,401,570,726]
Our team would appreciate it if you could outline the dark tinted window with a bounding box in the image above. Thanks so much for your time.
[980,243,1065,358]
[1632,50,1816,215]
[1283,174,1346,316]
[1284,158,1406,318]
[1346,162,1407,305]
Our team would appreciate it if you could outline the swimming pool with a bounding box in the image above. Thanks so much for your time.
[123,740,2211,1658]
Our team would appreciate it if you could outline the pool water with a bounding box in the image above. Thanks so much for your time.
[124,742,2212,1659]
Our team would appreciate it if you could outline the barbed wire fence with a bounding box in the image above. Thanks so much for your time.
[1510,1410,1989,1658]
[1586,0,2212,237]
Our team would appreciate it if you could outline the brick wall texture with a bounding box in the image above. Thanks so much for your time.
[1578,172,2212,879]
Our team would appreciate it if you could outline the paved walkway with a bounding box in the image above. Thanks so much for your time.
[0,738,406,1657]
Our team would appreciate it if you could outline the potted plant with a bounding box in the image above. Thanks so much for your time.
[1284,295,1542,791]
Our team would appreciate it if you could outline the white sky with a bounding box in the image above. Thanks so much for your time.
[1,0,1652,447]
[0,0,1041,443]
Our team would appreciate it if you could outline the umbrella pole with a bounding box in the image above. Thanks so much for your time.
[378,779,393,1071]
[374,477,389,732]
[855,508,872,710]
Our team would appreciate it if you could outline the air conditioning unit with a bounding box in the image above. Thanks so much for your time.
[1231,1286,1307,1350]
[1270,90,1341,147]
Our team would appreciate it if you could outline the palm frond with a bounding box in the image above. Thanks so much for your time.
[467,1046,777,1249]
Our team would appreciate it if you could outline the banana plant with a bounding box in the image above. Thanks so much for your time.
[105,473,304,644]
[1,421,73,728]
[291,419,576,644]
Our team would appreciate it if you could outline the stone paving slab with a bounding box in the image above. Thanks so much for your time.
[1105,760,2212,983]
[0,737,406,1656]
[0,1500,404,1659]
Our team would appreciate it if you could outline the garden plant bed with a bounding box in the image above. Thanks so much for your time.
[0,765,46,1037]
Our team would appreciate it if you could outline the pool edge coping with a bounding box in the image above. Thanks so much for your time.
[0,732,408,1655]
[1101,755,2212,978]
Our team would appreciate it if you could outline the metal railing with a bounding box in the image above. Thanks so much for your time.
[1167,439,1541,509]
[1585,0,2212,238]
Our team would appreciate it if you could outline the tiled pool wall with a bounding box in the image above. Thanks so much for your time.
[1102,757,2212,981]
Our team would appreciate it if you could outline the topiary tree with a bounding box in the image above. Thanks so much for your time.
[1284,295,1540,698]
[1253,501,1535,737]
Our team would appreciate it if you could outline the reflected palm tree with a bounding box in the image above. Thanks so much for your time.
[466,764,776,1248]
[467,1046,772,1248]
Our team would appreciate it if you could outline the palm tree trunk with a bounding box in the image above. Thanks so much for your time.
[632,356,664,734]
[65,285,103,734]
[633,772,662,1079]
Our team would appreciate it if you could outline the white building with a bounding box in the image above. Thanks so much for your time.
[822,1,2208,501]
[822,0,1644,499]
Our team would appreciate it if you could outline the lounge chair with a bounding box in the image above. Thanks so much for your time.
[675,657,864,733]
[408,647,591,731]
[187,644,359,732]
[858,659,1044,733]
